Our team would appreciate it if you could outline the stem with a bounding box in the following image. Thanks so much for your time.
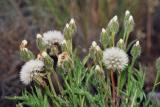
[131,89,137,107]
[152,72,159,91]
[110,69,116,107]
[47,73,60,107]
[53,70,63,94]
[111,32,115,47]
[80,96,85,107]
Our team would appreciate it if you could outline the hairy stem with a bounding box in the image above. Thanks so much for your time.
[110,69,116,107]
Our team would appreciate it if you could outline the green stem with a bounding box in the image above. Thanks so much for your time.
[110,69,116,107]
[53,69,63,94]
[131,89,137,107]
[111,32,115,47]
[47,73,60,107]
[152,72,159,91]
[80,96,85,107]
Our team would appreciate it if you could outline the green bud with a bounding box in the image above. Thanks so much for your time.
[124,11,134,33]
[69,18,76,33]
[36,34,47,52]
[95,65,104,75]
[131,41,141,58]
[42,51,53,72]
[61,40,67,52]
[64,19,76,41]
[124,10,130,23]
[116,38,125,49]
[20,48,35,61]
[156,57,160,72]
[108,15,119,34]
[100,28,108,49]
[89,42,103,64]
[64,23,71,40]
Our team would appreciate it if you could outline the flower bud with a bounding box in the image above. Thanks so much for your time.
[108,15,119,34]
[95,65,104,75]
[125,10,130,16]
[41,51,53,71]
[92,41,97,48]
[117,38,125,49]
[64,19,77,41]
[131,41,141,58]
[22,40,28,46]
[20,47,35,61]
[36,34,47,51]
[36,34,42,38]
[70,18,75,24]
[128,15,134,32]
[100,28,108,49]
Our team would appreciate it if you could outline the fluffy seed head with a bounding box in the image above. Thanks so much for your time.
[20,60,44,85]
[103,47,128,70]
[42,30,64,45]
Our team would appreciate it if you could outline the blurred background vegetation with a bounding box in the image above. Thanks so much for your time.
[1,0,160,106]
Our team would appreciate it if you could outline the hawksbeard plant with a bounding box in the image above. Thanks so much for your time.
[9,11,160,107]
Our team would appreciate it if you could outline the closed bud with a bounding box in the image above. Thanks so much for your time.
[96,45,101,51]
[66,23,69,28]
[20,47,35,61]
[135,40,139,46]
[100,28,108,49]
[131,41,141,58]
[92,41,97,48]
[95,65,104,75]
[64,23,72,41]
[41,51,48,57]
[125,10,130,16]
[41,51,53,71]
[117,38,125,49]
[70,18,75,24]
[95,65,101,71]
[36,34,42,38]
[128,15,134,32]
[108,15,119,34]
[36,34,47,51]
[22,40,28,46]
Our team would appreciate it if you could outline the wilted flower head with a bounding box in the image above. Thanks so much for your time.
[20,59,44,85]
[58,52,70,66]
[103,47,128,70]
[42,30,64,45]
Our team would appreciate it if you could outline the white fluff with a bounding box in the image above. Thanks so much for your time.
[103,47,128,70]
[20,59,44,85]
[42,30,64,45]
